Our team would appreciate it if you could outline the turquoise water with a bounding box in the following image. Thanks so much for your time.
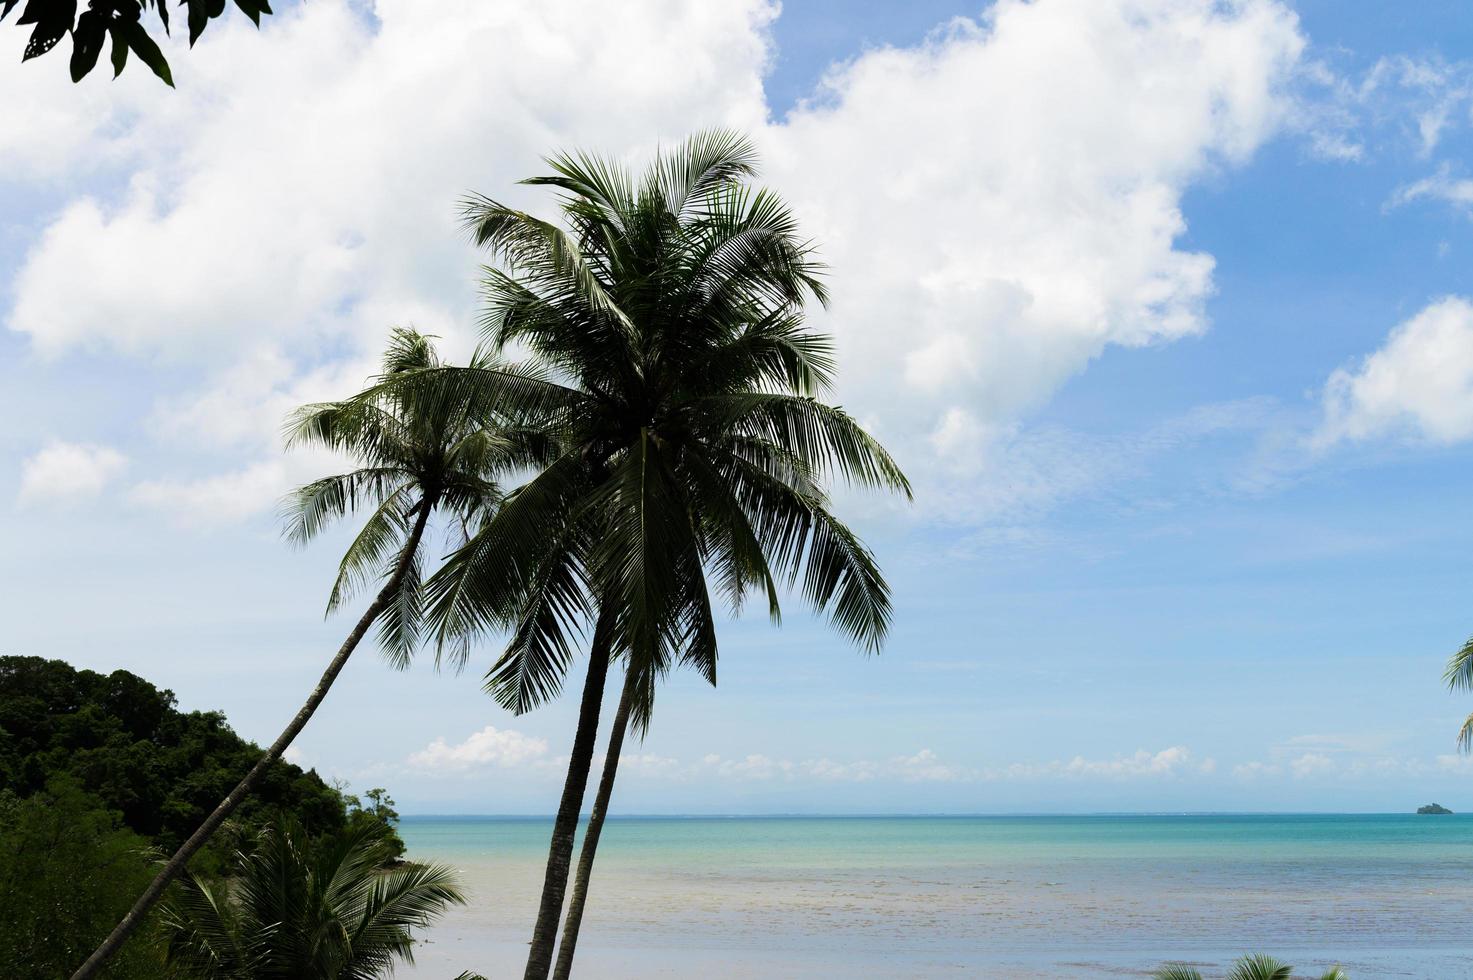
[399,814,1473,978]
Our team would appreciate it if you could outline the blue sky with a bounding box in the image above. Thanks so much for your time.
[5,0,1473,813]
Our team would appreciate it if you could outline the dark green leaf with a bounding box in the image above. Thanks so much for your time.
[20,0,73,61]
[67,8,104,80]
[15,0,53,26]
[184,0,205,44]
[108,22,127,76]
[232,0,258,25]
[118,16,171,86]
[205,0,222,16]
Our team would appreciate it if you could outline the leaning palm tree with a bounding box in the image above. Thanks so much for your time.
[1154,957,1347,980]
[389,129,910,979]
[74,329,546,980]
[160,815,464,979]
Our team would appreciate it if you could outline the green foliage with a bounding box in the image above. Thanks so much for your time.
[282,327,547,669]
[0,779,165,979]
[346,787,404,861]
[4,0,271,84]
[378,129,910,732]
[0,655,398,861]
[1153,957,1347,980]
[160,814,464,979]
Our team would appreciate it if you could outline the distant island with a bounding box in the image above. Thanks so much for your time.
[1417,803,1453,815]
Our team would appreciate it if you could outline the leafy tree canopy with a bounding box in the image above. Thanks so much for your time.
[0,655,391,856]
[3,0,271,85]
[0,779,166,980]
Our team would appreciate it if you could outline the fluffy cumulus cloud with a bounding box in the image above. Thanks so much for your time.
[17,440,127,506]
[1318,297,1473,446]
[1,0,1306,523]
[409,725,551,772]
[765,0,1303,516]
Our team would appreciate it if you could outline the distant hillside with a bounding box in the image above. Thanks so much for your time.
[0,655,406,978]
[0,655,380,851]
[1418,803,1453,815]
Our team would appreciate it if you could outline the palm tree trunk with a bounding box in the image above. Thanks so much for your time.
[551,664,634,980]
[71,499,435,980]
[523,614,614,980]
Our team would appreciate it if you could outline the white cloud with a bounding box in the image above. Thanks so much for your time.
[1297,54,1473,163]
[696,745,1207,784]
[1289,752,1335,778]
[5,0,773,361]
[766,0,1303,516]
[128,456,316,524]
[17,440,127,506]
[2,0,1306,524]
[1318,297,1473,446]
[1030,745,1208,780]
[409,725,550,772]
[1389,165,1473,217]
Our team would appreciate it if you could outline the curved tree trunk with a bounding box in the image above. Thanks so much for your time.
[523,615,614,980]
[551,664,634,980]
[71,500,435,980]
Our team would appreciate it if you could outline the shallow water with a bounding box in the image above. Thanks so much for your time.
[398,814,1473,978]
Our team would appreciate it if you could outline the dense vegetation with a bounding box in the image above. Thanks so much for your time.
[0,656,361,854]
[160,814,462,979]
[0,655,405,978]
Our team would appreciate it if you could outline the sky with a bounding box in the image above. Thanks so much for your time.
[5,0,1473,814]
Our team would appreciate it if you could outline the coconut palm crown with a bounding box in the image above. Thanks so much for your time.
[283,327,553,665]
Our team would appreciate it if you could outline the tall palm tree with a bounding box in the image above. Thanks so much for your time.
[74,329,543,980]
[1154,957,1347,980]
[402,129,910,979]
[160,815,464,979]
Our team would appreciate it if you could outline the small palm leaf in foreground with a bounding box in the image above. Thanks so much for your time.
[1154,966,1206,980]
[1154,956,1346,980]
[161,815,464,979]
[1228,955,1293,980]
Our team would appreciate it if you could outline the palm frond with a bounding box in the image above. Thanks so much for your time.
[698,392,911,497]
[646,128,760,219]
[1227,954,1294,980]
[1152,966,1204,980]
[322,484,415,613]
[1445,635,1473,691]
[280,468,410,548]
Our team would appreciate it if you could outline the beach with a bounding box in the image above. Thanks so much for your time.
[398,814,1473,978]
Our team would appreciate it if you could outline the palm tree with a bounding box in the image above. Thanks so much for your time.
[1154,956,1347,980]
[74,329,543,980]
[403,129,910,979]
[160,815,464,978]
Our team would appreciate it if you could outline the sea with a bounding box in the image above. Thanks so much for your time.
[397,814,1473,978]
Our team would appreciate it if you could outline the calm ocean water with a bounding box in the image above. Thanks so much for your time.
[398,814,1473,978]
